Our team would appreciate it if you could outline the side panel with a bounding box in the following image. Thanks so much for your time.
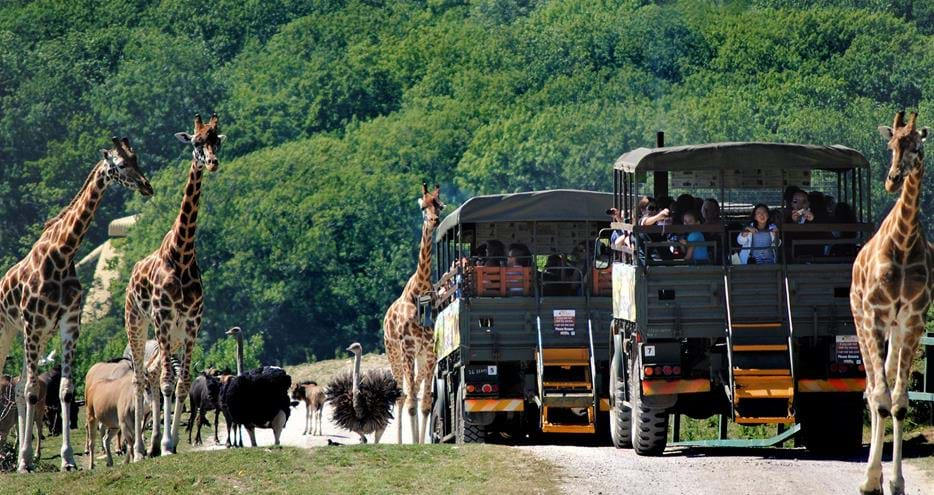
[786,264,855,337]
[641,266,725,338]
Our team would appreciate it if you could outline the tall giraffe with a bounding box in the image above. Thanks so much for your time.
[0,137,152,471]
[853,111,933,495]
[383,183,444,444]
[125,113,224,459]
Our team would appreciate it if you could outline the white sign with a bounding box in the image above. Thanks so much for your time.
[554,310,576,336]
[644,345,656,357]
[487,366,498,376]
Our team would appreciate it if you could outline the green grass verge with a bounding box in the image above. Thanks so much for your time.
[0,444,558,495]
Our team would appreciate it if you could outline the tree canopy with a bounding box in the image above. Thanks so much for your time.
[0,0,932,376]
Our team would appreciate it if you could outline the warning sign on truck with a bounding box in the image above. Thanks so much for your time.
[554,310,576,336]
[835,335,862,365]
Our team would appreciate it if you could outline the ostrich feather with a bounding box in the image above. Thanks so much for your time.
[326,368,401,435]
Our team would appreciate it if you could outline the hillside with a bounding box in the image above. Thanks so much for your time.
[0,0,932,379]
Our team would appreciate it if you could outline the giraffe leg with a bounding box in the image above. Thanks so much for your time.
[854,304,884,495]
[16,325,42,473]
[170,329,196,452]
[416,343,437,444]
[403,351,418,444]
[125,304,148,462]
[385,336,407,444]
[155,317,176,456]
[865,318,892,417]
[57,300,80,471]
[889,327,922,495]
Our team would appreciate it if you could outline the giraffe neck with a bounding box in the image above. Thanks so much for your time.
[163,160,203,265]
[880,155,925,259]
[44,162,111,260]
[402,220,434,300]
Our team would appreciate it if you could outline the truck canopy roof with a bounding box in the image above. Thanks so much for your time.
[614,142,869,173]
[436,189,613,241]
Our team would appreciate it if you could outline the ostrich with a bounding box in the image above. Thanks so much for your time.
[326,342,401,444]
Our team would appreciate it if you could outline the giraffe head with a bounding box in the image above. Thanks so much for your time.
[174,113,225,172]
[101,136,153,196]
[878,111,929,193]
[417,183,445,228]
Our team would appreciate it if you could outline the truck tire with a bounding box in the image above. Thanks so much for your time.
[800,393,863,455]
[610,349,633,449]
[630,354,669,456]
[455,383,484,444]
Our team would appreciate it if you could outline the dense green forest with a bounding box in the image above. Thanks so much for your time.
[1,0,933,376]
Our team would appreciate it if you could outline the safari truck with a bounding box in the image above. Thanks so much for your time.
[607,139,872,455]
[429,190,615,443]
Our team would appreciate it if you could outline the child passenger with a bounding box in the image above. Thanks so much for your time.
[678,210,709,264]
[736,204,779,264]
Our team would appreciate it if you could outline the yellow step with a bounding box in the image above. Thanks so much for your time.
[732,368,791,376]
[541,348,590,363]
[735,415,795,425]
[733,344,788,352]
[734,376,794,399]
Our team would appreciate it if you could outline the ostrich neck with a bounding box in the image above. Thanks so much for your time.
[235,334,244,376]
[351,352,361,396]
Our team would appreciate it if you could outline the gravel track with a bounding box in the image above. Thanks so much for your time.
[521,443,933,495]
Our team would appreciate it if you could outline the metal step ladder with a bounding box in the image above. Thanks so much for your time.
[724,273,796,425]
[535,317,597,433]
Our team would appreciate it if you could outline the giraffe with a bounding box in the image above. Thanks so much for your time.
[852,111,933,495]
[383,183,444,444]
[125,113,224,459]
[0,137,152,471]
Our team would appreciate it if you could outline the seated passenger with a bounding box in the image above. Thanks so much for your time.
[476,240,506,267]
[701,198,721,225]
[786,190,815,225]
[678,210,710,264]
[737,204,779,264]
[506,243,532,267]
[635,196,672,262]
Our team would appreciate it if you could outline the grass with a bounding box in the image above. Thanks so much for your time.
[0,444,558,495]
[285,352,389,386]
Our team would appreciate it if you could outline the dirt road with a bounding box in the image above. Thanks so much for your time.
[523,443,933,495]
[198,402,932,495]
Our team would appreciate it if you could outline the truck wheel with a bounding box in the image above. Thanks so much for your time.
[630,354,669,456]
[455,383,484,444]
[610,349,633,449]
[800,393,863,455]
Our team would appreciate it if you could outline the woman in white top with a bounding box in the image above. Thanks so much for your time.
[736,204,779,264]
